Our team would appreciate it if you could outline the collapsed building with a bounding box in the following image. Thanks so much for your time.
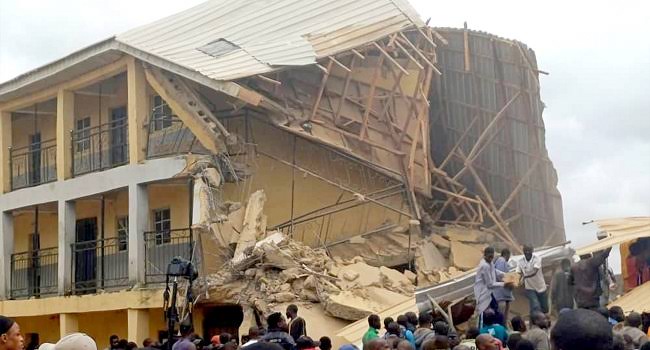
[0,0,565,347]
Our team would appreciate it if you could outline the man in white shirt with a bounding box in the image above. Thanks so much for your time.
[516,245,549,315]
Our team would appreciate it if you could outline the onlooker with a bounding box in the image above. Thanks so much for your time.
[505,333,522,350]
[363,314,382,347]
[510,316,526,334]
[318,337,332,350]
[117,340,129,350]
[384,323,403,343]
[609,306,625,326]
[397,315,416,348]
[245,342,284,350]
[459,327,478,350]
[551,258,575,314]
[493,249,514,322]
[478,309,508,344]
[474,334,498,350]
[516,245,548,315]
[551,309,613,350]
[209,336,221,350]
[396,340,414,350]
[287,305,307,342]
[296,336,319,350]
[618,312,649,350]
[142,338,157,350]
[262,312,296,350]
[365,339,389,350]
[405,313,418,333]
[242,326,261,348]
[572,248,612,309]
[126,342,137,350]
[55,333,97,350]
[514,339,534,350]
[106,336,119,350]
[413,313,436,350]
[173,321,197,350]
[384,318,395,336]
[523,312,550,350]
[0,316,24,350]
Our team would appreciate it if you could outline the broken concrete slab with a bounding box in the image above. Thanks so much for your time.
[323,287,411,320]
[233,190,267,262]
[430,234,451,249]
[416,241,448,271]
[337,262,381,288]
[449,240,483,270]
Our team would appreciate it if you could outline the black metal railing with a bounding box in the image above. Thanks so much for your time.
[144,228,195,283]
[71,237,129,294]
[9,139,57,190]
[10,247,58,299]
[145,116,208,159]
[72,119,128,176]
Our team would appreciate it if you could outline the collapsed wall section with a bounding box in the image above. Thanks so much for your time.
[428,28,565,246]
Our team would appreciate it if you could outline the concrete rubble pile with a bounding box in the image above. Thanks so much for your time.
[188,157,503,323]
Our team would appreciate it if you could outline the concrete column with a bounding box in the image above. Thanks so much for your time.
[58,200,76,295]
[128,183,148,285]
[56,90,74,181]
[127,309,150,344]
[0,110,13,193]
[0,211,14,299]
[127,57,149,164]
[59,313,79,337]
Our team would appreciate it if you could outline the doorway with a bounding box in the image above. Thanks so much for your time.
[202,305,244,342]
[75,217,97,293]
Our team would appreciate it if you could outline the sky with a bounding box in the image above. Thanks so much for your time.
[1,0,649,271]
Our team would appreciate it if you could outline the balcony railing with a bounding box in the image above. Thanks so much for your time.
[72,119,128,176]
[10,247,58,299]
[9,139,57,190]
[71,237,129,294]
[144,228,195,283]
[145,116,208,159]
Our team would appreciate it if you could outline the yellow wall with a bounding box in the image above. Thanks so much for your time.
[74,75,128,129]
[14,314,60,344]
[79,310,128,348]
[74,190,129,240]
[148,183,190,230]
[221,117,409,246]
[11,113,57,149]
[13,211,58,253]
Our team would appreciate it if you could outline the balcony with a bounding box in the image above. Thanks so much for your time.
[9,139,57,190]
[146,115,208,159]
[144,228,195,283]
[72,119,128,177]
[10,247,58,299]
[71,237,129,294]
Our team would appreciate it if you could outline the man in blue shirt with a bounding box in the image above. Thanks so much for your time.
[479,309,508,344]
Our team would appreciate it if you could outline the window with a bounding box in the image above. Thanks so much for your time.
[153,208,171,244]
[117,216,128,251]
[151,95,174,131]
[75,117,91,152]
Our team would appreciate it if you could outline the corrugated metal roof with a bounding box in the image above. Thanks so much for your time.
[576,217,650,255]
[116,0,424,80]
[609,281,650,313]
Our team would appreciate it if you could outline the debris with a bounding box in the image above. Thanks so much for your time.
[233,190,267,262]
[323,287,411,320]
[416,241,448,271]
[449,241,483,270]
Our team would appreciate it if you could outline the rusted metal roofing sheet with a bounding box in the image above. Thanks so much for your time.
[116,0,424,80]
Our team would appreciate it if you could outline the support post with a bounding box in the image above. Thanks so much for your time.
[128,309,150,343]
[0,111,12,193]
[58,200,76,295]
[129,183,148,285]
[127,57,149,163]
[56,90,75,180]
[0,211,14,299]
[59,313,79,337]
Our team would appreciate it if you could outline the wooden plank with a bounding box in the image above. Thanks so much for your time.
[373,42,410,76]
[333,56,358,124]
[310,119,405,156]
[439,114,480,170]
[310,60,334,121]
[463,22,471,72]
[328,56,352,73]
[398,33,437,70]
[498,158,541,215]
[256,75,282,86]
[360,54,384,139]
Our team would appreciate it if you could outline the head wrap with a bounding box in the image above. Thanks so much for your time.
[55,333,97,350]
[0,316,15,334]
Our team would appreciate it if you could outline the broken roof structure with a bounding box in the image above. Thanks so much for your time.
[0,0,568,343]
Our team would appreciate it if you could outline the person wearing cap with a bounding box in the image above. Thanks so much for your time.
[54,333,96,350]
[296,336,319,350]
[0,316,24,350]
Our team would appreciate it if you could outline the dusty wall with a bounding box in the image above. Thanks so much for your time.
[221,116,410,247]
[13,210,58,252]
[13,314,60,344]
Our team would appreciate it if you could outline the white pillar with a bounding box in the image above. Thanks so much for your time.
[58,200,76,295]
[0,211,14,299]
[129,183,148,285]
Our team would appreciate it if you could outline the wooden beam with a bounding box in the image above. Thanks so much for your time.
[394,40,424,69]
[310,119,405,156]
[360,54,384,140]
[398,33,437,71]
[463,23,471,72]
[333,56,357,124]
[256,75,282,86]
[373,42,410,76]
[328,56,352,73]
[144,67,227,153]
[310,60,334,121]
[439,114,480,170]
[432,186,480,204]
[0,56,129,112]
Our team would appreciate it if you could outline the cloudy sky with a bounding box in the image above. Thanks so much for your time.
[1,0,648,271]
